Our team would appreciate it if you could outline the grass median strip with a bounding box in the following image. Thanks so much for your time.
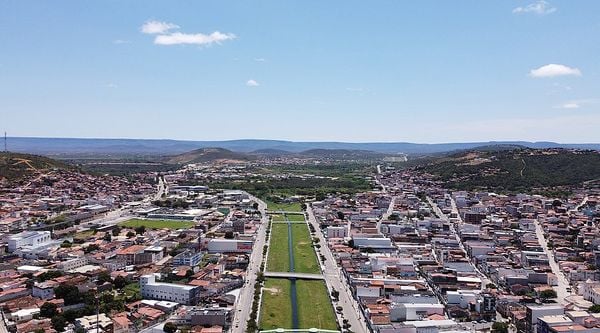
[267,223,291,272]
[260,278,293,330]
[296,280,338,330]
[291,224,320,274]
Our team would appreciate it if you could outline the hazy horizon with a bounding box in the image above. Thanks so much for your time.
[2,1,599,142]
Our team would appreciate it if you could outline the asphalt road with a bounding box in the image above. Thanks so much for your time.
[306,205,368,333]
[230,194,269,333]
[534,220,571,304]
[427,196,493,290]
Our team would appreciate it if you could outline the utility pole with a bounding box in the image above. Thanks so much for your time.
[96,292,100,333]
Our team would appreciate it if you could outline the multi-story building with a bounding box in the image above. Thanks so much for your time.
[57,256,88,271]
[172,250,203,267]
[116,245,164,265]
[140,274,199,305]
[7,231,51,252]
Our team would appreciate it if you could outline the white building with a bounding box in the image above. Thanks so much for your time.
[7,231,51,252]
[446,290,479,308]
[580,280,600,304]
[140,274,199,305]
[32,281,57,300]
[58,256,89,271]
[352,236,393,248]
[390,303,445,322]
[206,239,253,253]
[326,226,347,238]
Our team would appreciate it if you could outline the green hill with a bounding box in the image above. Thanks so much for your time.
[0,152,71,181]
[166,147,256,165]
[417,148,600,193]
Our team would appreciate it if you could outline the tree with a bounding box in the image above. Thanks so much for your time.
[163,322,177,333]
[337,211,345,220]
[54,284,81,305]
[38,270,63,282]
[113,276,128,289]
[126,231,135,238]
[252,202,259,210]
[84,244,99,253]
[97,271,112,285]
[185,269,194,278]
[540,289,557,300]
[589,304,600,313]
[492,322,508,333]
[40,302,58,318]
[331,288,340,301]
[51,315,67,332]
[112,226,121,236]
[135,225,146,235]
[224,230,234,239]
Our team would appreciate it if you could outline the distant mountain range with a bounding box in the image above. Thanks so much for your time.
[5,137,600,156]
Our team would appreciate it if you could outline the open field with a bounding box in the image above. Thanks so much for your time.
[296,280,338,330]
[267,223,291,272]
[266,200,303,212]
[119,218,195,230]
[286,214,306,222]
[291,224,320,274]
[260,278,293,330]
[271,214,286,222]
[73,230,95,240]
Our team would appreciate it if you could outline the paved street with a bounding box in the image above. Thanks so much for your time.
[306,205,368,333]
[427,196,493,289]
[377,196,397,234]
[231,194,269,333]
[534,219,571,304]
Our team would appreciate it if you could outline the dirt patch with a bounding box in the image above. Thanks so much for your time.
[263,287,281,295]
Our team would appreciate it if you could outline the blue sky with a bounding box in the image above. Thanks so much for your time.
[1,1,599,143]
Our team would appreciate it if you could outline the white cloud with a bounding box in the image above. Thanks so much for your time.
[529,64,582,78]
[254,58,266,62]
[559,103,580,109]
[555,98,598,109]
[141,20,179,34]
[113,39,130,44]
[246,79,259,87]
[513,1,557,15]
[154,31,236,46]
[345,87,365,92]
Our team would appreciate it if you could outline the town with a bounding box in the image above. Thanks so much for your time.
[1,148,599,333]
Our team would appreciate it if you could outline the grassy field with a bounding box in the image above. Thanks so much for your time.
[296,280,338,330]
[119,218,195,230]
[286,214,306,222]
[266,200,303,212]
[291,224,320,274]
[267,223,290,272]
[73,230,95,240]
[271,214,286,222]
[260,279,293,330]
